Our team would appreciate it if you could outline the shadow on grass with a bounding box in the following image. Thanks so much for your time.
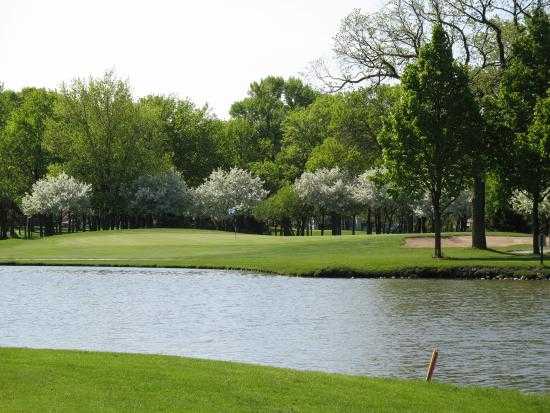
[447,249,548,264]
[448,256,544,263]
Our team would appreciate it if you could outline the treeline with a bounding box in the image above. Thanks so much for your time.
[0,1,549,259]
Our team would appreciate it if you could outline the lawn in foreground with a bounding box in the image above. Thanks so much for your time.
[0,228,546,275]
[1,348,548,412]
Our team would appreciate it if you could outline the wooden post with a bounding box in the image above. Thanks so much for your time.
[426,348,438,381]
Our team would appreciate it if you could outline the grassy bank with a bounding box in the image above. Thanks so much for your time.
[1,348,548,412]
[0,228,547,277]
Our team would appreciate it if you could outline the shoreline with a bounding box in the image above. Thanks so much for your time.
[1,261,548,280]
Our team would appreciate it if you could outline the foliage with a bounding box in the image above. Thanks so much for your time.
[294,167,353,215]
[305,137,366,174]
[511,190,550,219]
[1,88,57,194]
[193,168,268,221]
[253,185,309,230]
[168,100,226,186]
[21,173,91,218]
[130,170,191,218]
[380,25,481,256]
[229,76,317,161]
[45,72,169,217]
[350,168,395,213]
[499,9,550,252]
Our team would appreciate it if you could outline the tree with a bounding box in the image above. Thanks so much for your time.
[499,9,550,253]
[253,185,310,235]
[21,173,91,236]
[167,100,226,186]
[380,25,480,257]
[0,87,57,238]
[193,167,268,223]
[351,168,402,234]
[277,95,338,183]
[2,88,57,188]
[219,117,262,168]
[229,76,317,162]
[45,72,168,229]
[305,137,366,174]
[278,87,395,185]
[130,169,191,224]
[0,87,21,238]
[294,167,353,235]
[511,188,550,241]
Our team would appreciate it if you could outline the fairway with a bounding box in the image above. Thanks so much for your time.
[0,228,546,276]
[0,348,548,412]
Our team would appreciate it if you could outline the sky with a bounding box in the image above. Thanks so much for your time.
[0,0,379,118]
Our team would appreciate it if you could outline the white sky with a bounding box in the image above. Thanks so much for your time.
[0,0,379,118]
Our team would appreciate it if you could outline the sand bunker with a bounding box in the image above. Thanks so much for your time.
[405,235,532,248]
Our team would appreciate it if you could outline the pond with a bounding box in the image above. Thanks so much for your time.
[0,266,548,393]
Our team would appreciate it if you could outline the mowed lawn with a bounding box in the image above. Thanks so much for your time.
[0,228,546,275]
[1,348,548,412]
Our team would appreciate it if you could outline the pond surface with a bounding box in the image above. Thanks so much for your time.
[0,266,548,393]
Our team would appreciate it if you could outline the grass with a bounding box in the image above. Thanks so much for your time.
[0,228,546,276]
[1,348,548,412]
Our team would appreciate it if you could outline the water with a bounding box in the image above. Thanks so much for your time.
[0,266,548,393]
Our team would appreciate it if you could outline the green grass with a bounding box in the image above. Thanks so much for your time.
[0,228,546,275]
[1,348,547,412]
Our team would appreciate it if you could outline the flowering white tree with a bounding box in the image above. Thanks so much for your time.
[21,173,91,218]
[511,190,550,220]
[350,170,376,210]
[294,167,354,234]
[350,168,398,212]
[193,167,268,222]
[131,170,191,218]
[295,168,353,213]
[511,190,550,245]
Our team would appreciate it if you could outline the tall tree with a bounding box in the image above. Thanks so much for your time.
[169,101,226,186]
[3,88,57,187]
[380,25,480,258]
[500,8,550,253]
[0,87,21,238]
[45,72,168,228]
[229,76,317,162]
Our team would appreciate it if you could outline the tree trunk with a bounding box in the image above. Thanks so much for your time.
[532,192,540,255]
[433,194,443,258]
[366,208,372,234]
[471,173,487,249]
[375,210,381,234]
[331,213,338,236]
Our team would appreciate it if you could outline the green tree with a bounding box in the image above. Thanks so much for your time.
[305,137,366,174]
[0,86,21,238]
[169,101,226,186]
[254,185,310,235]
[380,25,480,258]
[2,88,57,187]
[45,72,168,228]
[277,95,338,183]
[229,76,317,162]
[500,9,550,254]
[278,87,396,184]
[219,117,262,168]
